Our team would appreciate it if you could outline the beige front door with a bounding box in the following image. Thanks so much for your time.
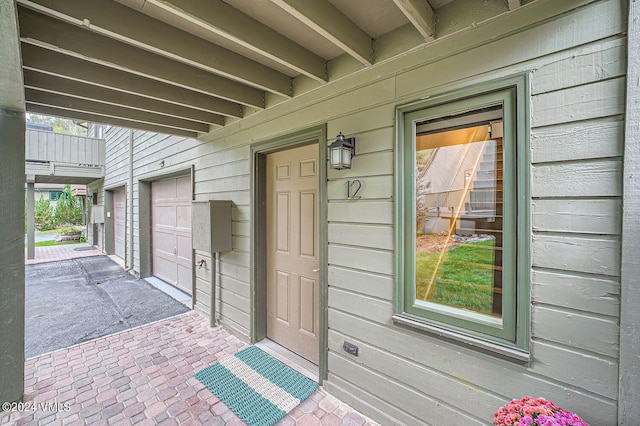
[152,175,193,295]
[266,143,320,363]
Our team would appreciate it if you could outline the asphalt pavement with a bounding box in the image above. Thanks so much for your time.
[25,255,190,358]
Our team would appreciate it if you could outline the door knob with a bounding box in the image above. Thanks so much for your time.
[313,268,319,272]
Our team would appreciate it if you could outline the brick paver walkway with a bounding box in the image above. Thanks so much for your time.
[0,311,377,425]
[25,243,102,265]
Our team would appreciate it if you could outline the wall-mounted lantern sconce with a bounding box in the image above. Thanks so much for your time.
[329,132,356,170]
[159,160,165,168]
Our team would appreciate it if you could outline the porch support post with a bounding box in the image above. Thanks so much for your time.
[0,0,26,407]
[0,108,26,407]
[26,180,35,260]
[619,0,640,424]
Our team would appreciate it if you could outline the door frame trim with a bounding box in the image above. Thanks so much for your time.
[250,125,328,383]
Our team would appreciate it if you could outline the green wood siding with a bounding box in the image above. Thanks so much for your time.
[97,1,627,423]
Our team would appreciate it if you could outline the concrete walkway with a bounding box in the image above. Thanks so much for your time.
[0,311,377,426]
[25,243,102,265]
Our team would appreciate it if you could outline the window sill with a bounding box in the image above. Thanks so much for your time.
[392,314,530,364]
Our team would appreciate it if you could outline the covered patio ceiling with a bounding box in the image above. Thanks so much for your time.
[17,0,526,138]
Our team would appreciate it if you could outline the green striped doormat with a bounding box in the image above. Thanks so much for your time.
[195,346,318,426]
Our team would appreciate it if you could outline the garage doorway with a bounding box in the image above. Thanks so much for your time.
[113,187,126,260]
[151,175,192,295]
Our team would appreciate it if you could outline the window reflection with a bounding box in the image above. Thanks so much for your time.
[415,108,503,318]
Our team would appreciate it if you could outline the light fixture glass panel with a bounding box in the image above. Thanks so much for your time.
[341,146,351,167]
[331,147,341,166]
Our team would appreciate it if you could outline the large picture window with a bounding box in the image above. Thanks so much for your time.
[394,76,530,355]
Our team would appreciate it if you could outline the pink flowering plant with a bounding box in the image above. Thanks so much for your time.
[493,396,589,426]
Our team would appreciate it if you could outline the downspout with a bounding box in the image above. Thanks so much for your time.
[127,129,134,272]
[191,165,197,311]
[211,252,217,327]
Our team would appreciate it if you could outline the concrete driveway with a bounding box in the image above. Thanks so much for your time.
[24,232,58,243]
[25,255,190,358]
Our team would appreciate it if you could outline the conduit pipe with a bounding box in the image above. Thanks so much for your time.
[128,128,134,272]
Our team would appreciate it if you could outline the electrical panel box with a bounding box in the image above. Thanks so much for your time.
[91,205,105,224]
[192,200,233,253]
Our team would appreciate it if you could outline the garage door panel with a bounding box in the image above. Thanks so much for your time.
[153,178,177,201]
[176,205,191,230]
[113,188,126,260]
[152,175,192,296]
[153,234,176,256]
[177,265,192,292]
[176,234,192,261]
[176,176,191,200]
[155,256,178,284]
[154,205,177,228]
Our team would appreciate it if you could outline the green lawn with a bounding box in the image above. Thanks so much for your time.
[416,239,497,315]
[35,228,62,235]
[25,227,85,247]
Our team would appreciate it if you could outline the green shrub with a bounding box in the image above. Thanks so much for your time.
[53,185,83,227]
[29,185,84,231]
[34,195,55,231]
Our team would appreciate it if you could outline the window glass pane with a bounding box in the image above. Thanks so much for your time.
[415,105,503,319]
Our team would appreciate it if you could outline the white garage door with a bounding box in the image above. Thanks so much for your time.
[113,188,126,260]
[152,175,192,295]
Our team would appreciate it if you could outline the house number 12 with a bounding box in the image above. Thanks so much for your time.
[346,180,362,199]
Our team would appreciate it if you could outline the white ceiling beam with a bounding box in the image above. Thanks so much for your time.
[23,69,226,126]
[18,7,265,109]
[18,0,293,96]
[391,0,435,41]
[26,103,198,138]
[271,0,373,66]
[26,88,212,134]
[129,0,327,83]
[21,44,242,118]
